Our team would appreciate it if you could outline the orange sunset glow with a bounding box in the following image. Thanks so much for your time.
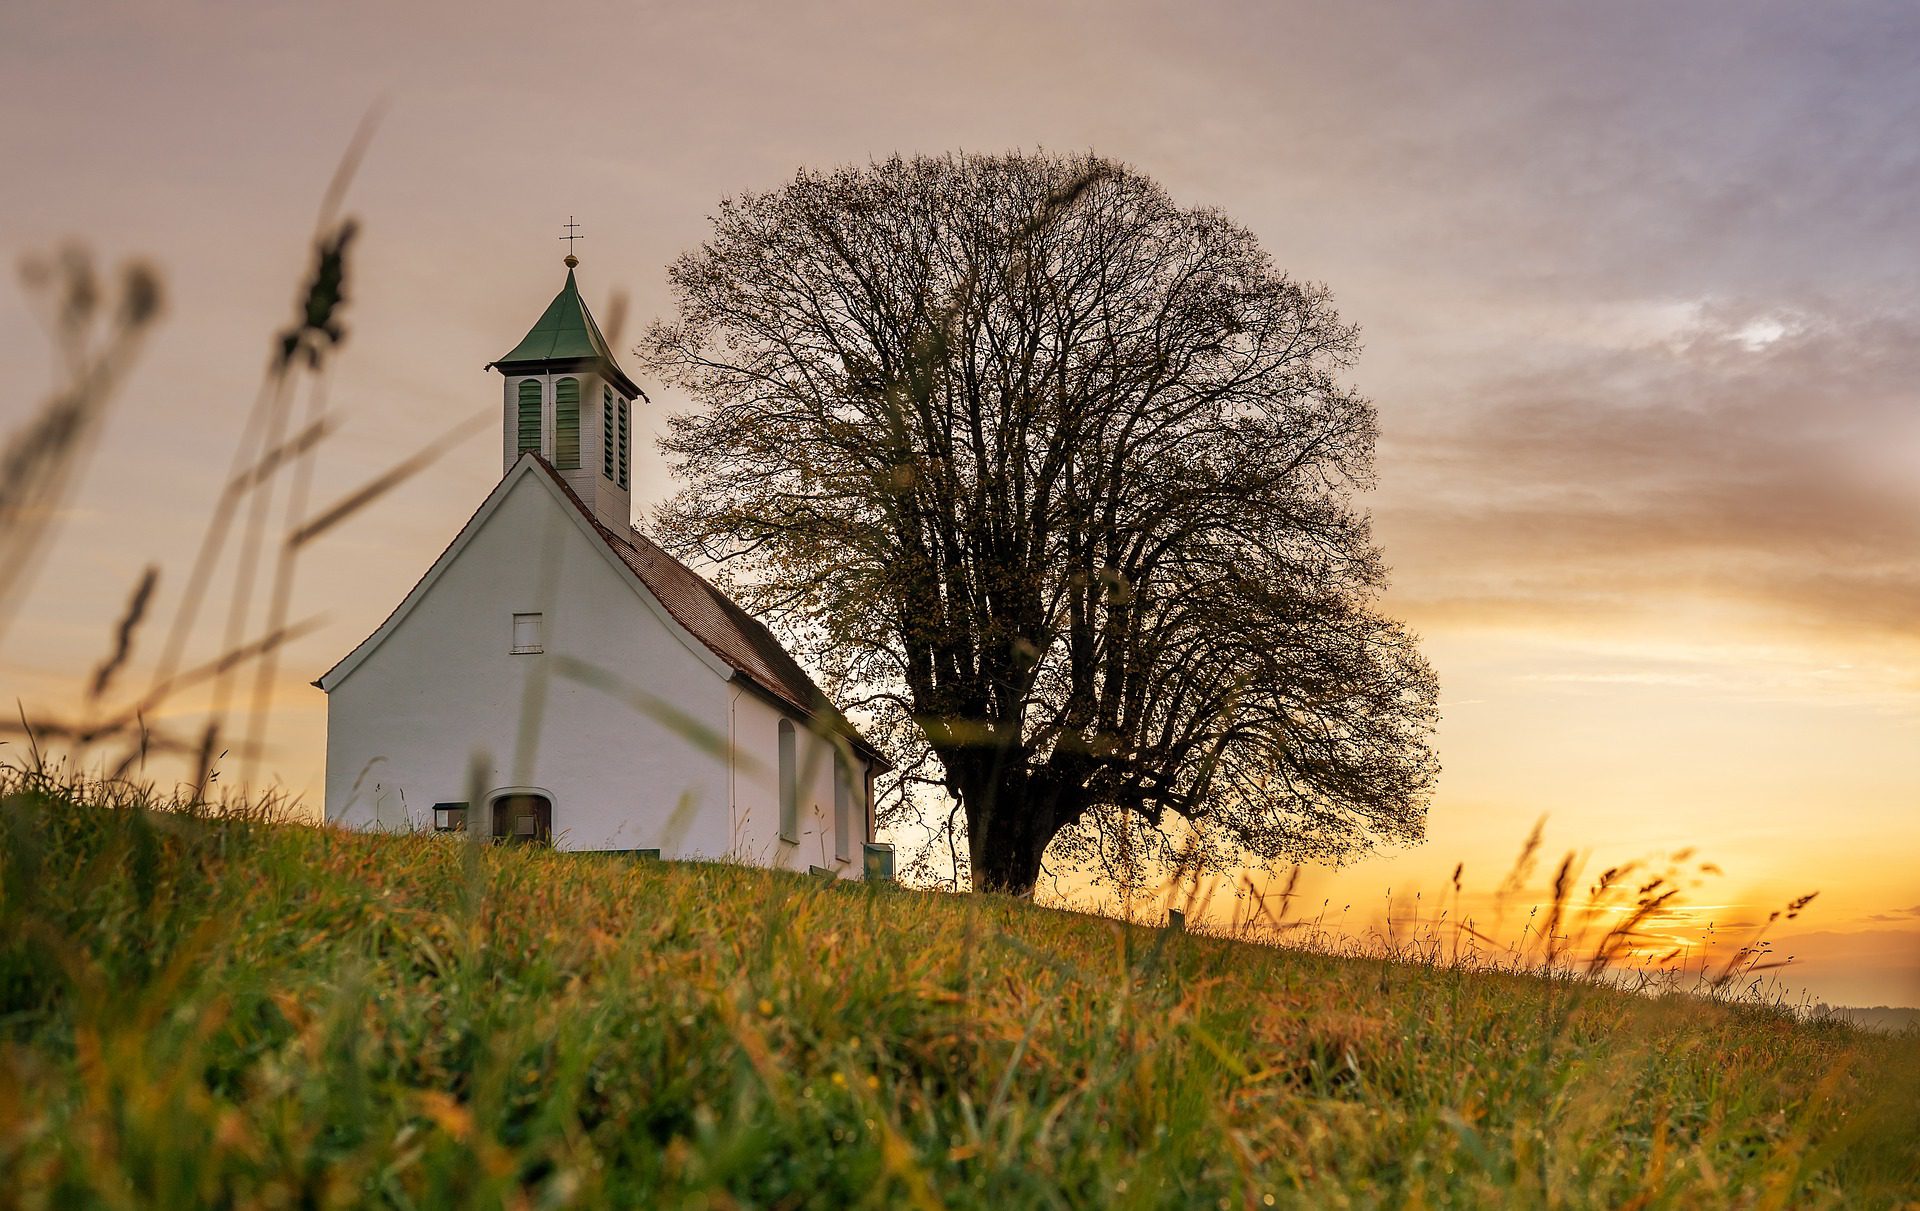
[3,1,1916,1008]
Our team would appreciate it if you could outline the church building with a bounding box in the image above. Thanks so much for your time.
[315,254,891,878]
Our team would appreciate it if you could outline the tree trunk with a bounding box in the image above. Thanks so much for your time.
[969,822,1047,896]
[957,764,1051,897]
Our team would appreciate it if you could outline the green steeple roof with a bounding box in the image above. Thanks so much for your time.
[491,266,640,397]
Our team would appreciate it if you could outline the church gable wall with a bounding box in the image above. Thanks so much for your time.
[322,471,732,857]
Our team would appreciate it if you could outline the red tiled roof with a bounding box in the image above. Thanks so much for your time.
[530,459,889,767]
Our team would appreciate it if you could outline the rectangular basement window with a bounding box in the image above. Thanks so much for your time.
[511,612,544,654]
[432,802,468,832]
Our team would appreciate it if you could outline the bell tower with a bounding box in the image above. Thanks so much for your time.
[487,232,640,534]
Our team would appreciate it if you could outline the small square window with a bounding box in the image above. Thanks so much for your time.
[511,612,544,654]
[433,802,468,832]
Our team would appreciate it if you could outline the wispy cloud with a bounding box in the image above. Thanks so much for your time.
[1380,304,1920,655]
[1865,904,1920,924]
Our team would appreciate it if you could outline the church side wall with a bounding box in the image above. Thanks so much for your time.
[729,689,867,879]
[322,472,732,857]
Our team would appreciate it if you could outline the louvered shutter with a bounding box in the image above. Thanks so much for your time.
[517,380,541,456]
[602,387,615,478]
[617,399,630,488]
[554,378,580,469]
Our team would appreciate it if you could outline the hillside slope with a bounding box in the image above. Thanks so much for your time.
[1,776,1914,1209]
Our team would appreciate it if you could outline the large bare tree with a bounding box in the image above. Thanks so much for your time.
[642,152,1438,895]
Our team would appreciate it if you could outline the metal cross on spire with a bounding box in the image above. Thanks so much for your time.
[559,216,584,267]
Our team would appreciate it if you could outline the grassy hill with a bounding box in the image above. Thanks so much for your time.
[1,773,1914,1209]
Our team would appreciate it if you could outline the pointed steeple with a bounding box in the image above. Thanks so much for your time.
[490,251,640,533]
[491,263,640,397]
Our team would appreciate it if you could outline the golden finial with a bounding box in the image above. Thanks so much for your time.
[560,216,583,268]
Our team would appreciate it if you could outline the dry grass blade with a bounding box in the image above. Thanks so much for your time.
[274,221,358,375]
[142,374,287,711]
[89,566,159,701]
[240,374,335,787]
[0,252,163,642]
[547,655,744,768]
[0,714,251,761]
[85,617,327,751]
[95,118,383,795]
[289,410,493,549]
[226,414,339,495]
[315,101,386,232]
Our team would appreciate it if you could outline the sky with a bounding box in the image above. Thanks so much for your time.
[2,0,1916,1006]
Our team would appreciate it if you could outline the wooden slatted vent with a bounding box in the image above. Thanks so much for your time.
[602,387,616,478]
[554,378,580,469]
[617,399,629,488]
[517,379,542,456]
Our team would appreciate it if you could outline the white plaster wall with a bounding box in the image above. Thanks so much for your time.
[322,470,733,857]
[729,688,870,879]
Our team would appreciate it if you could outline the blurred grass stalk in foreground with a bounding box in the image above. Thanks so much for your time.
[1,116,487,799]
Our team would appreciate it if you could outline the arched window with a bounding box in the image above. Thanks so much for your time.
[517,380,542,457]
[554,378,580,469]
[833,757,855,861]
[602,386,616,479]
[777,719,797,842]
[491,792,552,846]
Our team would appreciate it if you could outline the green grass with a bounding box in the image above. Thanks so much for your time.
[1,772,1914,1209]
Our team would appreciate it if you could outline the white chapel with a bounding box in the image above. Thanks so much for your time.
[315,255,891,877]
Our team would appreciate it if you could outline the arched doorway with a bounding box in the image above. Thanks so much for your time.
[491,792,552,845]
